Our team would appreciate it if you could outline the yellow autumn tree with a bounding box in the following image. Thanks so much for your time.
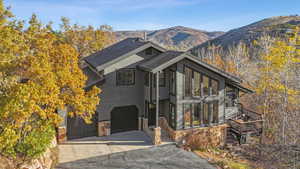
[59,17,115,61]
[0,4,101,164]
[256,28,300,144]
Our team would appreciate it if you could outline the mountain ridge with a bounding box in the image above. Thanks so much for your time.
[115,26,225,50]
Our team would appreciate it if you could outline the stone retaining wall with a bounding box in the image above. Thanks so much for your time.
[98,121,111,136]
[159,117,228,147]
[0,138,58,169]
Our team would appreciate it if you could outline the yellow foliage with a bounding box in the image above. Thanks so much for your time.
[0,2,103,159]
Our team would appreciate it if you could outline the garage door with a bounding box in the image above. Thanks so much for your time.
[111,106,138,134]
[67,113,98,140]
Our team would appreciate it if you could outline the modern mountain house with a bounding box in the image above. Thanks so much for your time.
[57,37,262,145]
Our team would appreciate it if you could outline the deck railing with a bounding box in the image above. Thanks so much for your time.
[229,103,264,135]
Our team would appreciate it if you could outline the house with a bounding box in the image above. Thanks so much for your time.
[57,37,260,145]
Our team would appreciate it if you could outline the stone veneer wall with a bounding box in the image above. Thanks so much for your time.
[98,121,110,136]
[159,117,228,147]
[142,118,161,145]
[57,126,67,143]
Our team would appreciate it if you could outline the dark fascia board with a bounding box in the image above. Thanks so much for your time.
[227,80,255,93]
[95,42,167,71]
[145,52,241,83]
[184,53,242,83]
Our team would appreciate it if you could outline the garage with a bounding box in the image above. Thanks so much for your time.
[67,113,98,140]
[111,105,139,134]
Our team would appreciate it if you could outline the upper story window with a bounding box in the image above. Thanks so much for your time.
[159,71,165,87]
[202,75,210,96]
[184,67,193,97]
[193,71,201,97]
[153,71,166,87]
[184,65,220,97]
[225,85,237,107]
[145,48,153,55]
[170,70,176,95]
[116,68,135,86]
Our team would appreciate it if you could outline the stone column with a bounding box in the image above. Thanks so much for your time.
[57,126,67,143]
[143,118,148,130]
[98,121,110,136]
[153,127,161,145]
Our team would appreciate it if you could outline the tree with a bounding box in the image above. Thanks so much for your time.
[59,17,115,61]
[0,7,101,165]
[255,28,300,144]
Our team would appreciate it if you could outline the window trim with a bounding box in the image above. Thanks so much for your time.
[169,69,176,96]
[159,71,166,87]
[116,68,135,86]
[184,65,193,98]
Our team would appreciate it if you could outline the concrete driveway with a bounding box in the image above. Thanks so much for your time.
[57,131,216,169]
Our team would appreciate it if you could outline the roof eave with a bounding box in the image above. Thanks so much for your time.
[95,42,167,71]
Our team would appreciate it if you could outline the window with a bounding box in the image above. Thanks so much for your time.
[159,71,165,87]
[226,85,237,107]
[183,104,192,128]
[116,69,135,86]
[212,101,219,123]
[169,103,176,129]
[203,75,210,96]
[153,71,165,87]
[193,71,201,97]
[184,67,193,97]
[144,72,149,86]
[211,79,219,95]
[145,48,153,55]
[203,103,210,125]
[193,103,201,127]
[170,70,176,95]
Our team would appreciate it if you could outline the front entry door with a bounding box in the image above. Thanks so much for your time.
[148,103,156,126]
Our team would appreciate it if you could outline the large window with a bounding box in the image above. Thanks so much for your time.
[212,101,219,123]
[183,102,219,129]
[170,70,176,95]
[184,65,220,97]
[153,71,166,87]
[193,103,201,126]
[211,79,219,95]
[116,69,135,86]
[203,75,210,96]
[159,71,165,87]
[203,103,210,125]
[193,71,201,97]
[183,104,192,128]
[169,103,176,129]
[226,85,237,107]
[184,67,193,97]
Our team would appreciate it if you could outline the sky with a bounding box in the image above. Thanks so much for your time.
[3,0,300,32]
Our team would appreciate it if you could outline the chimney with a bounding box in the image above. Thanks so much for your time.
[144,32,147,41]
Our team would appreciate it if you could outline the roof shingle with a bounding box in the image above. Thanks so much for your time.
[84,38,148,68]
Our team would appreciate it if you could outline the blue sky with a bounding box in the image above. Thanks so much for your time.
[4,0,300,31]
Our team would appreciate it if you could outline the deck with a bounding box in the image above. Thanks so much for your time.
[227,105,263,144]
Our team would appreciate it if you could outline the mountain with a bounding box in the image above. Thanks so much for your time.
[191,15,300,51]
[115,26,224,51]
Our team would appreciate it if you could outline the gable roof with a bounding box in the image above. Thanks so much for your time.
[84,37,166,70]
[139,51,253,93]
[139,51,241,83]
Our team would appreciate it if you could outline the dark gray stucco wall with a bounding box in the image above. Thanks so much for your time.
[95,48,162,121]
